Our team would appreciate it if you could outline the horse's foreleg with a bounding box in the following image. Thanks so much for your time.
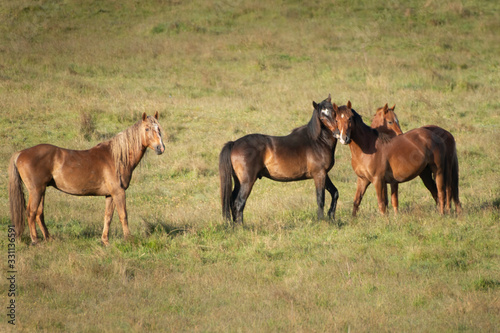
[353,178,370,217]
[112,191,131,240]
[325,175,339,220]
[313,173,326,220]
[390,183,399,214]
[101,195,115,246]
[374,179,387,215]
[35,194,50,240]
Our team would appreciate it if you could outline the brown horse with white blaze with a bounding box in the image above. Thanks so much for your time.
[371,105,462,214]
[331,102,448,215]
[219,95,339,224]
[8,112,165,245]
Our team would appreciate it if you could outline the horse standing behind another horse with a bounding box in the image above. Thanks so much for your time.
[8,112,165,245]
[331,102,448,216]
[371,105,461,214]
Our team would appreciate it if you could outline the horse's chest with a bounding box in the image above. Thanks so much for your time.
[351,155,379,180]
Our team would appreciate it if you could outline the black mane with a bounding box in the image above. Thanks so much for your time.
[308,98,334,141]
[352,109,394,144]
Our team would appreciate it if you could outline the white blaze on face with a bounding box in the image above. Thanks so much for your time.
[338,114,345,144]
[321,108,330,116]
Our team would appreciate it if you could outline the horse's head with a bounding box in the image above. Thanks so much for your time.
[141,112,165,155]
[371,104,403,135]
[313,94,337,133]
[332,101,354,145]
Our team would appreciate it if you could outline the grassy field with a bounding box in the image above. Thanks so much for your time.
[1,0,499,331]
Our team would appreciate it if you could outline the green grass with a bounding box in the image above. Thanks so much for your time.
[0,0,499,331]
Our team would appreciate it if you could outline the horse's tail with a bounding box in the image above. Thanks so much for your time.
[8,152,26,237]
[451,145,462,213]
[219,141,234,221]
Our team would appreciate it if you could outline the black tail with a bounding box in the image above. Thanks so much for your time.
[451,147,462,213]
[219,141,234,221]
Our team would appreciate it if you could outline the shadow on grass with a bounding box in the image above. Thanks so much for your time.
[141,218,191,238]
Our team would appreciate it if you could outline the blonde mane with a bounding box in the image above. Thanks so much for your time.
[109,120,143,176]
[107,116,163,179]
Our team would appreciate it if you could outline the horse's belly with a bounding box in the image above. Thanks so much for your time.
[390,165,425,182]
[387,151,427,182]
[264,166,308,181]
[52,172,107,196]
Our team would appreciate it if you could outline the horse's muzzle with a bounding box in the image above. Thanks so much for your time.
[155,144,165,155]
[339,136,351,145]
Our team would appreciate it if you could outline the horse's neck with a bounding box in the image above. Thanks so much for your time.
[370,114,383,128]
[350,120,378,155]
[119,146,147,188]
[321,129,336,149]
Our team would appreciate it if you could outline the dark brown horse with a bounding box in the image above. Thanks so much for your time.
[331,102,448,215]
[8,112,165,245]
[371,105,462,213]
[219,95,339,224]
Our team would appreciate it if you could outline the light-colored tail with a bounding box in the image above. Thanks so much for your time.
[8,153,26,237]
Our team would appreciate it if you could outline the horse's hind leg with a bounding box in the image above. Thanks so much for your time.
[419,166,438,203]
[35,194,50,240]
[230,176,240,223]
[101,195,115,246]
[26,188,45,244]
[434,170,446,215]
[233,180,255,225]
[390,183,399,214]
[325,175,339,219]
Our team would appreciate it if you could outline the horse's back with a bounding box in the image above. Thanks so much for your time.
[230,131,315,181]
[384,128,445,181]
[422,125,456,151]
[17,144,60,173]
[16,143,113,196]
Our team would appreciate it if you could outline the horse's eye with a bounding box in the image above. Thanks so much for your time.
[145,128,150,131]
[388,121,393,125]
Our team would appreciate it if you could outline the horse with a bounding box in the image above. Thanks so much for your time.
[331,101,448,216]
[371,105,462,213]
[219,95,339,224]
[8,112,165,245]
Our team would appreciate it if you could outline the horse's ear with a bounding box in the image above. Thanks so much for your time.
[332,103,339,113]
[154,111,159,120]
[383,103,389,114]
[347,101,352,109]
[391,104,396,111]
[313,101,318,109]
[142,112,147,121]
[327,94,331,103]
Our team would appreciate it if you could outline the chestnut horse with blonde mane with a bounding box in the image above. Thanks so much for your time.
[331,102,448,216]
[371,104,461,213]
[219,95,339,224]
[9,112,165,245]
